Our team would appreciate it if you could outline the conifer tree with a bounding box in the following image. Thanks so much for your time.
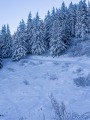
[50,14,67,56]
[51,7,56,23]
[0,25,7,58]
[44,11,51,48]
[68,2,77,37]
[60,2,71,45]
[75,0,88,38]
[0,39,3,69]
[26,12,33,53]
[81,0,88,38]
[87,1,90,34]
[31,13,46,55]
[6,24,12,57]
[0,25,12,58]
[12,20,27,61]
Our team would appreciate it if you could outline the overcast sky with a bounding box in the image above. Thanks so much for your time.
[0,0,87,34]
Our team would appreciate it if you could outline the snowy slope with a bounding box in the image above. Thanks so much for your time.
[0,55,90,120]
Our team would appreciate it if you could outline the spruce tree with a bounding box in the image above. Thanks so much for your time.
[81,0,88,38]
[75,0,88,39]
[31,13,46,55]
[44,11,52,48]
[0,25,7,58]
[60,2,71,45]
[26,12,33,53]
[50,14,67,56]
[0,25,12,58]
[87,1,90,34]
[0,39,3,69]
[6,25,12,57]
[12,20,27,61]
[68,2,77,37]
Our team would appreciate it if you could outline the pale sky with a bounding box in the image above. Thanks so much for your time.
[0,0,87,34]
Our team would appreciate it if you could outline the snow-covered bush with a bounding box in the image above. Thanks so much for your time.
[50,94,90,120]
[49,74,58,81]
[68,37,90,57]
[12,45,27,61]
[50,93,66,120]
[74,73,90,87]
[20,60,28,66]
[53,61,60,66]
[23,79,29,85]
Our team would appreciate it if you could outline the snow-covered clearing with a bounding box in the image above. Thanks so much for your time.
[0,55,90,120]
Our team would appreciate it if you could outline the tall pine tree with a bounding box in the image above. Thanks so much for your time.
[50,12,67,56]
[6,24,12,57]
[0,25,12,58]
[44,11,52,48]
[75,0,88,39]
[26,12,33,53]
[68,2,77,37]
[0,37,3,69]
[12,20,27,61]
[31,13,46,55]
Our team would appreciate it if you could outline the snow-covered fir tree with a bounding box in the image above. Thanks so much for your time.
[50,14,67,56]
[81,0,88,38]
[50,2,71,56]
[75,0,88,39]
[0,25,12,58]
[44,11,52,48]
[60,2,71,45]
[87,1,90,34]
[0,25,7,58]
[0,39,3,69]
[31,13,46,55]
[12,20,27,61]
[51,7,56,23]
[6,25,12,57]
[68,2,77,37]
[26,12,33,53]
[75,1,82,38]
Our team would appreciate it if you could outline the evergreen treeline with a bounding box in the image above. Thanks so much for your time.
[0,0,90,67]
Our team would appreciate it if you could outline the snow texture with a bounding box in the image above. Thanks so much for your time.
[0,55,90,120]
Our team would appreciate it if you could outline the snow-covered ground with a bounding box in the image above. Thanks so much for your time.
[0,55,90,120]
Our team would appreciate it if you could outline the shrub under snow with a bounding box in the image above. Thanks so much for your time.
[50,94,90,120]
[74,73,90,87]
